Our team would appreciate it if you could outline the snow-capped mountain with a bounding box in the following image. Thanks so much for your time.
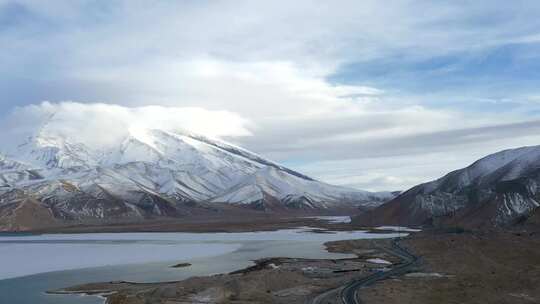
[211,166,392,209]
[0,119,391,230]
[355,145,540,228]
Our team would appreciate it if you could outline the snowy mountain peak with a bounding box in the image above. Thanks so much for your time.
[4,132,96,170]
[0,124,392,230]
[357,145,540,228]
[427,145,540,192]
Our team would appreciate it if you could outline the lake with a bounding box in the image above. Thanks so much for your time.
[0,226,403,304]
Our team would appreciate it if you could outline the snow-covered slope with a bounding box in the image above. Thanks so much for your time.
[0,119,391,230]
[355,146,540,227]
[212,166,392,209]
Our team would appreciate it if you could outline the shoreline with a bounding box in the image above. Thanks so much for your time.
[45,229,540,304]
[0,223,406,283]
[47,239,400,304]
[45,230,408,304]
[1,220,421,304]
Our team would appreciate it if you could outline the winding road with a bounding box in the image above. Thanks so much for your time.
[309,238,419,304]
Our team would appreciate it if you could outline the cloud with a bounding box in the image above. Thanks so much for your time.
[291,125,540,192]
[0,102,251,150]
[3,56,539,191]
[2,1,540,191]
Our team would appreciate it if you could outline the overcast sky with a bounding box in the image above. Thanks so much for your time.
[2,0,540,191]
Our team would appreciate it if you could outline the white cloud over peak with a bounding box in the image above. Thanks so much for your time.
[2,1,540,191]
[1,102,252,150]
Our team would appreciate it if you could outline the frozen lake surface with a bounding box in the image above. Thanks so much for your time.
[0,228,402,304]
[308,215,352,223]
[375,226,422,232]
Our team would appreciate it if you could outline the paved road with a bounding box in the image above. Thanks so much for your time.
[309,239,418,304]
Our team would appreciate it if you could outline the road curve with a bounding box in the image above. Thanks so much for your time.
[309,238,419,304]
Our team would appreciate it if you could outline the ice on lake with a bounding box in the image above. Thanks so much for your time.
[308,216,351,223]
[374,226,422,232]
[0,241,242,281]
[0,228,401,280]
[0,228,405,304]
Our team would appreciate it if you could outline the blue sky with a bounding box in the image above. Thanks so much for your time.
[330,42,540,114]
[1,0,540,190]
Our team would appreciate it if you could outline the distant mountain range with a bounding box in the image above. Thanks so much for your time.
[355,145,540,228]
[0,117,392,231]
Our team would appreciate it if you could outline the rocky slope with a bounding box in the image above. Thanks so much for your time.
[355,146,540,228]
[0,118,391,231]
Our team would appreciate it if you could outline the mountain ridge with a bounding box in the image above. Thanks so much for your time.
[354,145,540,228]
[0,120,392,231]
